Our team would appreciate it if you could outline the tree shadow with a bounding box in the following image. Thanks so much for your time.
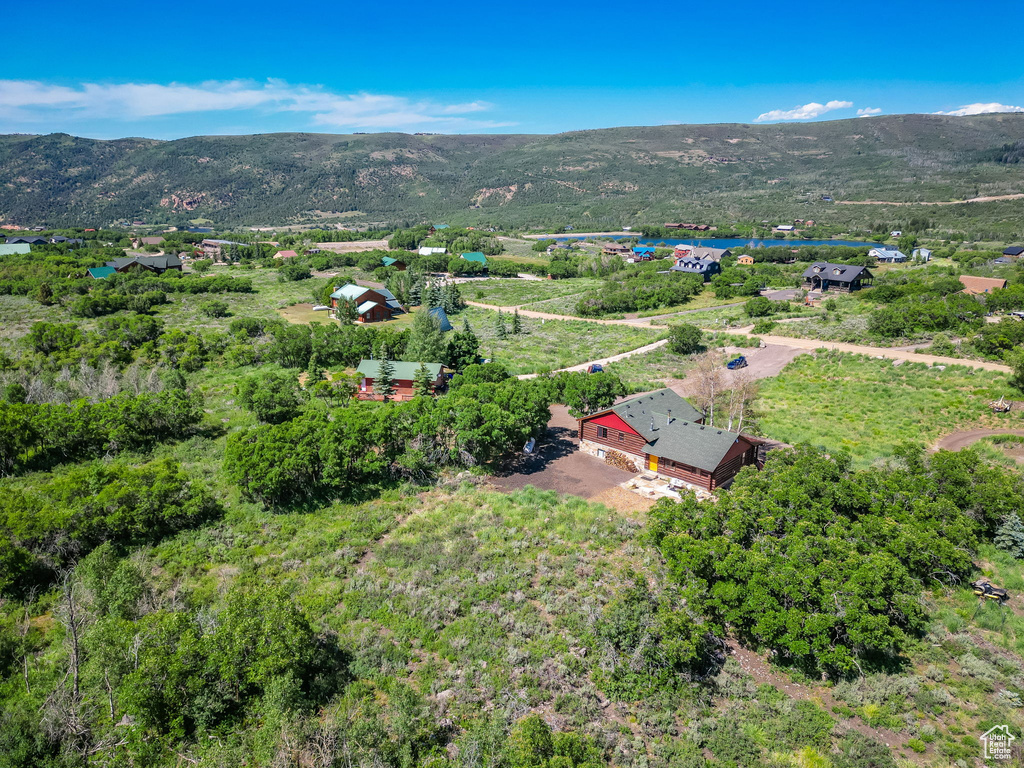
[494,424,578,477]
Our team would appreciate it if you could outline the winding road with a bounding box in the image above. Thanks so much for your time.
[468,301,1013,374]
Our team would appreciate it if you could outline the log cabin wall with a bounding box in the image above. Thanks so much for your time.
[579,419,649,457]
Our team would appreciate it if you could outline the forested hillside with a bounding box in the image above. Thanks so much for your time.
[4,113,1024,231]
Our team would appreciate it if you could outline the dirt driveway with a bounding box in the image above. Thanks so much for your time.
[933,428,1024,452]
[488,405,636,499]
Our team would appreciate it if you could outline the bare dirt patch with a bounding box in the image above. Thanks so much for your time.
[488,406,637,499]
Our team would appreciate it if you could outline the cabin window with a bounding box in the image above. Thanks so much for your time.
[618,431,624,442]
[596,426,608,438]
[597,448,606,458]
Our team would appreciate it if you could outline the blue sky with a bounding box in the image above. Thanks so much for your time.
[3,0,1023,139]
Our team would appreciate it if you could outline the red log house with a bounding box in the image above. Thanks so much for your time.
[356,360,446,401]
[577,389,762,492]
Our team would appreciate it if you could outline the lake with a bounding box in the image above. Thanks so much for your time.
[553,236,874,249]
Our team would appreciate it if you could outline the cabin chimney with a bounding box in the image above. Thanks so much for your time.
[650,417,655,432]
[667,409,673,425]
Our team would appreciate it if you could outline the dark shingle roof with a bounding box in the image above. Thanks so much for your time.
[801,262,869,282]
[671,257,718,273]
[608,389,749,472]
[107,254,182,270]
[1004,246,1024,256]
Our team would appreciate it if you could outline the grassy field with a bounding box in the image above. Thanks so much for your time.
[461,277,603,307]
[139,479,1024,767]
[603,345,696,390]
[756,352,1023,467]
[636,291,748,317]
[459,307,663,374]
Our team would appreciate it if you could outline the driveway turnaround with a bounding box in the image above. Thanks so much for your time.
[488,406,636,499]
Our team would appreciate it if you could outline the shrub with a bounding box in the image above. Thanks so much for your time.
[744,295,775,317]
[668,323,703,354]
[199,298,230,318]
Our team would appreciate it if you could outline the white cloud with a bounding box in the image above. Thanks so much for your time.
[754,100,853,123]
[856,107,882,116]
[933,102,1024,117]
[0,79,510,131]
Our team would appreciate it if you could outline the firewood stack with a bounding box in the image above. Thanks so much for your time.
[605,450,639,474]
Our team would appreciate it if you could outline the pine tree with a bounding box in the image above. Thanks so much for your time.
[405,308,446,363]
[373,357,396,401]
[995,514,1024,559]
[409,274,425,306]
[423,282,441,309]
[461,317,474,336]
[495,311,508,340]
[306,350,326,384]
[413,363,434,397]
[512,308,523,334]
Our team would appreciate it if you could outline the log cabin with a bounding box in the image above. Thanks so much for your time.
[577,389,761,492]
[355,360,446,401]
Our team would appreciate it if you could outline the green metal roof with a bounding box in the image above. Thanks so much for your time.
[460,252,487,264]
[331,284,371,301]
[356,360,443,380]
[0,243,31,256]
[88,266,116,279]
[381,256,402,267]
[433,224,449,230]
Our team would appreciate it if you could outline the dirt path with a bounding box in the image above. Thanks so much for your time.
[468,300,1013,372]
[722,327,1012,373]
[516,339,670,380]
[933,428,1024,452]
[836,193,1024,206]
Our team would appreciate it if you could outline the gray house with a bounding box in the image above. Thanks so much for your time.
[671,257,721,281]
[802,262,872,292]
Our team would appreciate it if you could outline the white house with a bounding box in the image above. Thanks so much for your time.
[912,248,932,262]
[869,247,907,263]
[890,230,902,237]
[775,224,795,232]
[418,246,447,256]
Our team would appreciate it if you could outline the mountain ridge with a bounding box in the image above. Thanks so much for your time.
[3,113,1024,229]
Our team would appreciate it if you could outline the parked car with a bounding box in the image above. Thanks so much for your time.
[726,356,748,369]
[586,363,604,374]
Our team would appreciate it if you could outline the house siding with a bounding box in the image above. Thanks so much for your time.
[654,458,713,490]
[710,445,758,489]
[579,419,649,456]
[358,375,444,401]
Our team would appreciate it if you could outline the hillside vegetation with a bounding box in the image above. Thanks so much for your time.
[5,114,1024,232]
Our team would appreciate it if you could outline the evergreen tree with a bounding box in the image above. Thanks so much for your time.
[373,357,396,401]
[495,311,508,340]
[405,308,447,363]
[445,330,480,370]
[413,363,434,397]
[441,282,464,313]
[461,317,473,335]
[512,308,523,334]
[423,281,441,309]
[409,273,425,306]
[996,513,1024,559]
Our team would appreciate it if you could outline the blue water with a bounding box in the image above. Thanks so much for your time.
[553,236,873,248]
